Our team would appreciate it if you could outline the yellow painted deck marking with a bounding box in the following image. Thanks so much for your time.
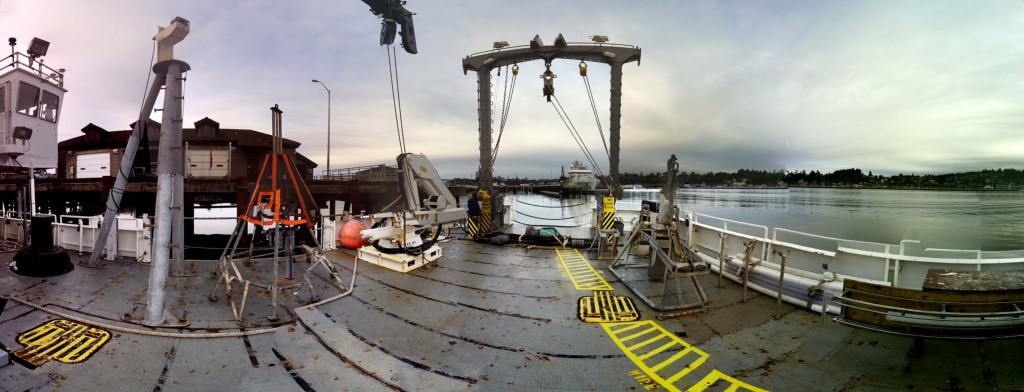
[602,321,766,391]
[579,290,640,323]
[555,248,614,291]
[551,249,763,391]
[603,321,709,391]
[686,369,768,392]
[14,319,111,368]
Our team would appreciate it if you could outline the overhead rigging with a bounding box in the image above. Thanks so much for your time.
[543,60,608,181]
[491,64,519,166]
[579,61,610,161]
[385,46,407,154]
[363,0,419,154]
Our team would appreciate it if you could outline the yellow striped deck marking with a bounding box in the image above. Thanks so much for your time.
[555,248,613,291]
[15,319,111,368]
[602,320,767,391]
[603,321,709,390]
[686,369,768,392]
[579,290,639,323]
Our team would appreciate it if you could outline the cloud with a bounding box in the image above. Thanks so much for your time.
[6,1,1022,178]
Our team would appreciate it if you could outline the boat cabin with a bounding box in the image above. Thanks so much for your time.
[0,37,65,170]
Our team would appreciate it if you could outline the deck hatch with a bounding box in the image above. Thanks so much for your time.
[578,290,639,323]
[13,319,111,369]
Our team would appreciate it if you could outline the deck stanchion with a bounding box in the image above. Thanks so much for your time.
[717,233,728,288]
[774,249,789,319]
[741,241,755,303]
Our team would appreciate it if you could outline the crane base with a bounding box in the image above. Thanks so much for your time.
[357,244,442,273]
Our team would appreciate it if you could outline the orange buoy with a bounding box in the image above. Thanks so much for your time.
[339,219,368,249]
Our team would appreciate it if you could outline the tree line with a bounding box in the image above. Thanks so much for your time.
[620,168,1024,190]
[449,168,1024,190]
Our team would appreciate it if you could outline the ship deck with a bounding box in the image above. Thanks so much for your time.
[2,238,1023,391]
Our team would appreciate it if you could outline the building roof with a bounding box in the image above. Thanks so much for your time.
[59,119,316,167]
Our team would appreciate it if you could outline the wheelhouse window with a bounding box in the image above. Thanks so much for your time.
[40,90,59,123]
[16,82,40,118]
[0,85,6,113]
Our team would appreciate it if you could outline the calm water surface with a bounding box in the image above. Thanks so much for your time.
[616,188,1024,252]
[194,188,1024,253]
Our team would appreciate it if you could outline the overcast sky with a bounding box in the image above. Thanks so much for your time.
[4,1,1022,179]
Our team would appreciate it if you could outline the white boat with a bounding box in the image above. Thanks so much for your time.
[561,160,601,193]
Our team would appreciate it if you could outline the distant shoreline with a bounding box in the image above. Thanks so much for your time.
[783,186,1019,192]
[628,185,1023,192]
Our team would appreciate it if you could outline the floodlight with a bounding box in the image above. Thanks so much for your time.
[13,127,33,141]
[28,38,49,57]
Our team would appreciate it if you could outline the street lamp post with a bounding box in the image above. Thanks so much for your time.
[312,79,331,178]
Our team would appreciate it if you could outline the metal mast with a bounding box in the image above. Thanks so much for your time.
[144,18,192,326]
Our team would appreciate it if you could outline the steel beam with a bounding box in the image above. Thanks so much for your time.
[462,38,640,200]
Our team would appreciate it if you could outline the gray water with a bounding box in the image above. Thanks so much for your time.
[194,187,1024,253]
[615,188,1024,253]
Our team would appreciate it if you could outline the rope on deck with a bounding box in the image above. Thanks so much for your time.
[1,295,282,339]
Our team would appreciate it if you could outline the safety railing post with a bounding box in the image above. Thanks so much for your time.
[717,232,727,288]
[742,240,755,303]
[774,249,790,319]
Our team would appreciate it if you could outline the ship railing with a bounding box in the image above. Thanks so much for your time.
[688,212,771,262]
[317,164,397,182]
[0,51,65,88]
[1,209,27,245]
[0,210,151,262]
[836,247,1024,290]
[831,282,1024,339]
[684,210,1024,290]
[54,214,151,262]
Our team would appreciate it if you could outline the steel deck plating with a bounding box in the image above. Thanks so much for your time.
[3,239,1023,391]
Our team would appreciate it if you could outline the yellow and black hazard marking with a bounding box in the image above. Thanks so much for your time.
[601,196,616,230]
[686,369,768,392]
[602,321,710,390]
[14,319,111,369]
[578,290,639,323]
[466,215,482,239]
[555,248,613,291]
[480,190,493,232]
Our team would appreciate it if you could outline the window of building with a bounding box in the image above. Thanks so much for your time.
[17,82,40,117]
[40,90,59,122]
